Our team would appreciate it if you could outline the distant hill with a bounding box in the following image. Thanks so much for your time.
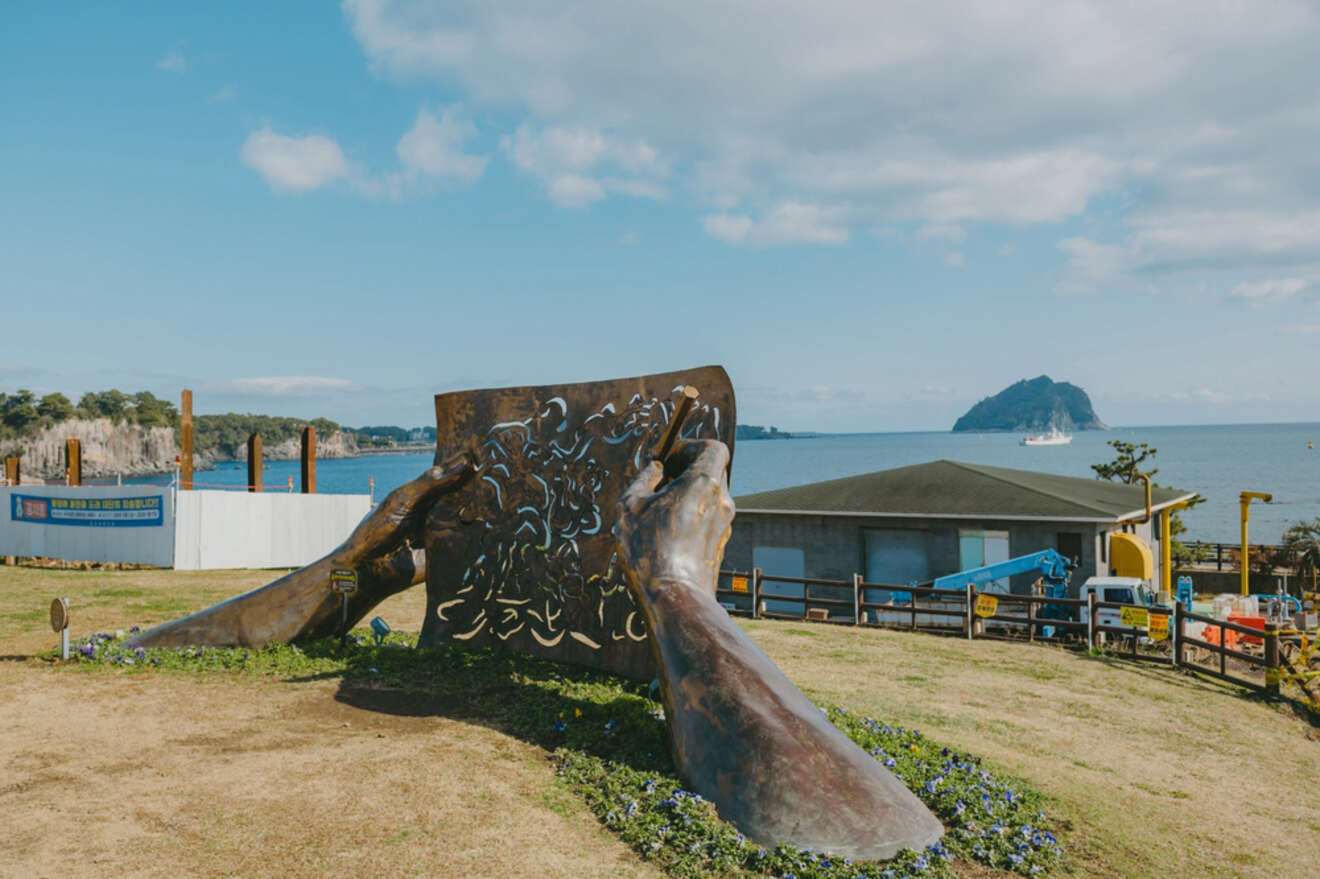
[952,376,1106,433]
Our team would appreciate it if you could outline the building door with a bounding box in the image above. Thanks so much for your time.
[959,529,1011,591]
[753,546,806,617]
[863,529,930,604]
[1057,532,1083,566]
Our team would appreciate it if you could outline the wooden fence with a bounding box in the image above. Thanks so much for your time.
[716,568,1286,698]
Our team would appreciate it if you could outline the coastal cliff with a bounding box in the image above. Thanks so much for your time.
[223,430,358,462]
[0,418,359,480]
[952,376,1106,433]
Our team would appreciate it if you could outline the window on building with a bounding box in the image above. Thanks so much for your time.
[959,529,1011,591]
[753,546,806,616]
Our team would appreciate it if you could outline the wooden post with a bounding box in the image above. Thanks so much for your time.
[247,434,262,493]
[1264,624,1281,697]
[65,439,81,486]
[751,567,762,619]
[2,457,13,563]
[966,583,975,639]
[180,389,193,490]
[300,426,316,493]
[1172,601,1182,668]
[852,573,862,625]
[1087,590,1098,651]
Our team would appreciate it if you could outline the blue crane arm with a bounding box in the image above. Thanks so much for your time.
[929,548,1075,593]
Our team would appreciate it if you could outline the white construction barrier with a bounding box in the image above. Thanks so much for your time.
[2,485,176,566]
[173,490,371,570]
[0,485,371,570]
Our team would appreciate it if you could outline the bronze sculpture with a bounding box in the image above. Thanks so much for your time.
[132,366,943,861]
[615,438,943,860]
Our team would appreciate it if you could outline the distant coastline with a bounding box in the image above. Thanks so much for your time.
[736,424,807,440]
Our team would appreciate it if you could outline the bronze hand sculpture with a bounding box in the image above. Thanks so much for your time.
[615,439,943,861]
[129,367,943,860]
[133,454,474,648]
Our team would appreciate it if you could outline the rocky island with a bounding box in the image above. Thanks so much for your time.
[952,375,1106,433]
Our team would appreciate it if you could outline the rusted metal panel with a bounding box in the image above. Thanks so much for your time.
[65,439,81,486]
[421,365,736,679]
[4,457,18,486]
[301,426,316,494]
[247,434,262,493]
[180,389,194,491]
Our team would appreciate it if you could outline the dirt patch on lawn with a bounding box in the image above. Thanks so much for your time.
[0,664,658,879]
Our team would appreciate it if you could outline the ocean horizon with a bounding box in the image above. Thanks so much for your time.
[125,420,1320,544]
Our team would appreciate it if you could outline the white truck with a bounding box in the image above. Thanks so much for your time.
[1078,576,1163,630]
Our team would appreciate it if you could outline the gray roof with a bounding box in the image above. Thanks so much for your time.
[734,459,1197,523]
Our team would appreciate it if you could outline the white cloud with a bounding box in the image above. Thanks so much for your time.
[241,129,348,193]
[1055,237,1130,293]
[395,107,487,182]
[702,202,848,247]
[219,376,363,395]
[340,0,1320,258]
[915,224,966,243]
[1230,278,1309,304]
[547,174,605,208]
[943,252,965,268]
[500,123,667,207]
[156,51,186,73]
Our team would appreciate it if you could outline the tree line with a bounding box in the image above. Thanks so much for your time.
[0,389,178,439]
[0,388,339,458]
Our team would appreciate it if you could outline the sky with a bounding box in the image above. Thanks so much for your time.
[3,1,1320,433]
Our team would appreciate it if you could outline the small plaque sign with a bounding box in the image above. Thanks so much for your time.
[330,568,358,595]
[731,575,748,594]
[49,597,69,632]
[1148,613,1169,641]
[1120,606,1149,628]
[974,594,999,619]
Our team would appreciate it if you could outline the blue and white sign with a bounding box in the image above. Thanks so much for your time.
[11,493,164,527]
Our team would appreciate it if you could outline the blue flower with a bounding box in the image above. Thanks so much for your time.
[1010,853,1024,864]
[554,720,567,733]
[955,800,966,816]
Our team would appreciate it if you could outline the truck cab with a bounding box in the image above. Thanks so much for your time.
[1078,576,1161,628]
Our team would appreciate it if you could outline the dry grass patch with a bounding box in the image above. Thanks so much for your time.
[743,620,1320,879]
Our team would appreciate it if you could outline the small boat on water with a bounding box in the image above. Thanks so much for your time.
[1021,430,1072,447]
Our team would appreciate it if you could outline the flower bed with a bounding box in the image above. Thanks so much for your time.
[57,630,1062,878]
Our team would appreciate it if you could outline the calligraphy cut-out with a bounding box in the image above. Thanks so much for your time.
[420,366,735,678]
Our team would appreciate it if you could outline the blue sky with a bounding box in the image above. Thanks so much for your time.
[3,1,1319,432]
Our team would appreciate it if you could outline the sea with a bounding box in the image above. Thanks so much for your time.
[131,423,1320,544]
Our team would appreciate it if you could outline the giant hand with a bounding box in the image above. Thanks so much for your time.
[614,439,944,861]
[132,453,474,648]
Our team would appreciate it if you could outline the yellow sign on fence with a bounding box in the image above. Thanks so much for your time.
[1148,613,1169,641]
[731,576,748,594]
[1119,606,1149,628]
[974,594,999,618]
